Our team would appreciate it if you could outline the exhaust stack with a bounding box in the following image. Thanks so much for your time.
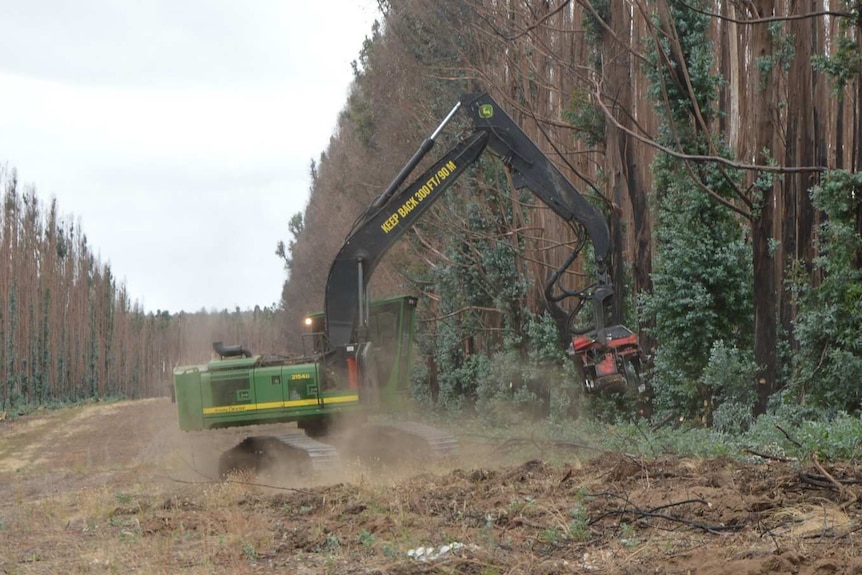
[212,341,252,358]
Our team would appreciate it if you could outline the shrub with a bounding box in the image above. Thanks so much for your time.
[702,341,758,433]
[791,170,862,412]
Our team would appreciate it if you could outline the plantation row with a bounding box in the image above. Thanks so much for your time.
[0,172,285,413]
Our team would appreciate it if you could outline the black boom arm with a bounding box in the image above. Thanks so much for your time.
[324,92,612,351]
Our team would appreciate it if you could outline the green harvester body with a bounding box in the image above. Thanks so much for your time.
[173,295,418,432]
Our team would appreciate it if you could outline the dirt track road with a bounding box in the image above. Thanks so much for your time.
[1,398,229,498]
[3,399,862,574]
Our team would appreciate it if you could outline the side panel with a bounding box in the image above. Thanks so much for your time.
[200,367,255,423]
[185,361,361,429]
[251,365,287,411]
[175,296,421,432]
[173,366,204,431]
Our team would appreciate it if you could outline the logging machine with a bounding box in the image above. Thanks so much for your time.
[173,93,645,477]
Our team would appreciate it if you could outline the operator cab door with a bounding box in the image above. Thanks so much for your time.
[363,296,417,398]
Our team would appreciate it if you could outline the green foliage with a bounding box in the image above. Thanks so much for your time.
[644,0,720,131]
[641,0,753,423]
[566,505,591,542]
[475,314,574,426]
[341,21,382,149]
[563,91,606,147]
[524,310,569,364]
[583,0,610,45]
[791,170,862,412]
[242,543,258,561]
[590,419,735,460]
[386,2,470,68]
[755,22,795,84]
[640,156,752,418]
[351,21,380,78]
[318,533,341,554]
[813,33,862,94]
[343,86,376,150]
[582,0,610,69]
[702,341,758,433]
[743,405,862,462]
[411,163,535,414]
[474,350,541,424]
[356,529,375,547]
[587,398,862,464]
[275,211,304,271]
[436,350,490,413]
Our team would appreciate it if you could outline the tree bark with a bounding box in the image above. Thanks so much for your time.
[750,0,778,415]
[782,1,818,353]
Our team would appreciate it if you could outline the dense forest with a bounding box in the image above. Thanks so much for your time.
[4,1,862,429]
[279,0,862,427]
[0,168,284,412]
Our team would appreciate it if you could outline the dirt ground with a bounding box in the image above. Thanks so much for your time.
[2,399,862,574]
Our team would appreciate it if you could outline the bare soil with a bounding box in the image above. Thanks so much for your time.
[2,399,862,574]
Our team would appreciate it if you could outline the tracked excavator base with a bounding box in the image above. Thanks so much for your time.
[344,421,459,465]
[218,432,340,479]
[217,421,458,480]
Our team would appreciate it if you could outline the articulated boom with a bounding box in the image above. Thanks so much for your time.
[324,92,645,395]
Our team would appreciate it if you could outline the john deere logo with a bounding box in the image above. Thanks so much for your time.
[479,104,494,118]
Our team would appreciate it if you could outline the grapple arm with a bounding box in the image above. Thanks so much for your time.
[322,92,645,396]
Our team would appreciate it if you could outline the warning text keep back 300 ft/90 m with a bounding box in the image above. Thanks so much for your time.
[380,160,458,234]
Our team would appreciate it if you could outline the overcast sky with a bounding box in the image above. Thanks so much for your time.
[0,1,377,313]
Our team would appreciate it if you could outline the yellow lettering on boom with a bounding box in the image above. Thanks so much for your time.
[381,213,400,233]
[380,160,458,234]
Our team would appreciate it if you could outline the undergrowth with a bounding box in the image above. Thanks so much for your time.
[439,396,862,466]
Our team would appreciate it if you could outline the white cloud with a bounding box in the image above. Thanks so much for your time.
[0,0,377,312]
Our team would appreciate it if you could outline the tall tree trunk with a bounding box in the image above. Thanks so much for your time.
[604,2,630,326]
[750,0,778,415]
[856,22,862,255]
[602,0,652,331]
[780,1,816,354]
